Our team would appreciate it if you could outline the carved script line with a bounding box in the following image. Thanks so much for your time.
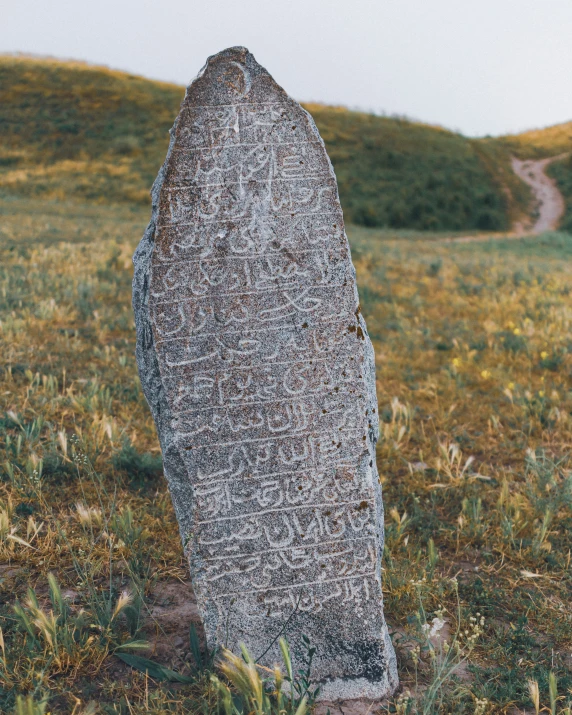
[198,498,370,525]
[168,176,330,189]
[156,209,341,229]
[184,102,304,108]
[155,319,350,344]
[172,393,361,417]
[202,535,374,561]
[193,464,356,488]
[152,281,348,306]
[162,355,334,371]
[156,208,336,227]
[173,140,323,152]
[150,247,331,268]
[213,572,378,598]
[183,426,362,451]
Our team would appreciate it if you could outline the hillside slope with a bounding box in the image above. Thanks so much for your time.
[1,55,517,232]
[0,56,180,205]
[494,124,572,231]
[548,154,572,232]
[304,104,515,230]
[499,121,572,159]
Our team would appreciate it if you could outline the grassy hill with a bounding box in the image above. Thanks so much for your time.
[303,104,519,230]
[1,55,571,233]
[495,123,572,232]
[499,121,572,159]
[0,56,180,205]
[0,55,527,232]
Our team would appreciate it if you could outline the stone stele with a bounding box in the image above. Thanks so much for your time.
[133,46,398,701]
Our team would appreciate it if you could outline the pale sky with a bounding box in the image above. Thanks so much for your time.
[2,0,571,137]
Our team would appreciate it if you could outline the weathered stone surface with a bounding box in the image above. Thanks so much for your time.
[133,46,398,701]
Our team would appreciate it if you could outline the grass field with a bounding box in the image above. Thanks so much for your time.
[2,55,572,714]
[1,193,572,713]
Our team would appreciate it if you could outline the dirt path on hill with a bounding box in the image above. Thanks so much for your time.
[443,153,568,244]
[511,154,568,234]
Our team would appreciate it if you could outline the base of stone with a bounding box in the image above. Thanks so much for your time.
[317,675,396,703]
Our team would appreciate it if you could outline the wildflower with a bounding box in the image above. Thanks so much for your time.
[507,382,515,390]
[480,370,491,379]
[474,697,489,715]
[428,617,446,637]
[539,390,545,398]
[396,690,413,715]
[452,358,461,367]
[513,328,521,335]
[422,617,446,638]
[540,351,548,359]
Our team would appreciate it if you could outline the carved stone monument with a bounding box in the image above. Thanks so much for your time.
[133,47,398,701]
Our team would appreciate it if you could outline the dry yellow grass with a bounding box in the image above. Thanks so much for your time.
[499,121,572,159]
[1,195,572,712]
